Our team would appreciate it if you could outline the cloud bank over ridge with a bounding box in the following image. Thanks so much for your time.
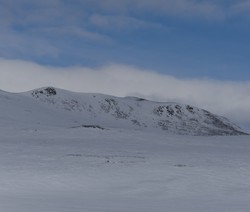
[0,59,249,130]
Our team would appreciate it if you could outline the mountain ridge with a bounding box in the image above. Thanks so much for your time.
[0,87,248,136]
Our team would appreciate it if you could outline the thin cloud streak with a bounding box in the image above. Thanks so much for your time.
[86,0,250,20]
[34,26,113,43]
[83,0,225,20]
[0,59,249,130]
[89,14,164,31]
[0,27,59,58]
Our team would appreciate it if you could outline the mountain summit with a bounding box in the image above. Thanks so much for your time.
[0,87,247,136]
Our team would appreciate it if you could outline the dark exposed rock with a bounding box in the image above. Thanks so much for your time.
[186,105,194,113]
[71,125,106,130]
[32,87,57,98]
[44,87,57,96]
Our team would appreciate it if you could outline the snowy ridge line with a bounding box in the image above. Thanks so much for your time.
[0,87,248,136]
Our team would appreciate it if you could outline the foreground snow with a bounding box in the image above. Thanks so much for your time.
[0,126,250,212]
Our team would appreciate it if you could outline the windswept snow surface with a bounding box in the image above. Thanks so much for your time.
[0,127,250,212]
[0,87,250,211]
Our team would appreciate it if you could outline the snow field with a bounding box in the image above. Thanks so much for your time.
[0,127,249,212]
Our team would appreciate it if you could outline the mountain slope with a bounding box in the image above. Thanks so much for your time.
[0,87,247,135]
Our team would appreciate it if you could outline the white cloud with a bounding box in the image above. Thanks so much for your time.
[0,59,250,130]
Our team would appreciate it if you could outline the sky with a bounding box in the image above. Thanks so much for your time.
[0,0,250,130]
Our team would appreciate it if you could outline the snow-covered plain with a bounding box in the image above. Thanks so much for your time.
[0,87,250,211]
[1,127,250,212]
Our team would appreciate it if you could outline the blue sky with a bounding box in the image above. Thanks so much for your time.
[1,0,250,80]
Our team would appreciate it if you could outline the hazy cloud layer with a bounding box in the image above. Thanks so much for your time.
[0,59,249,130]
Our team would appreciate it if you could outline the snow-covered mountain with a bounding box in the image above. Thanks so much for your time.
[0,87,247,135]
